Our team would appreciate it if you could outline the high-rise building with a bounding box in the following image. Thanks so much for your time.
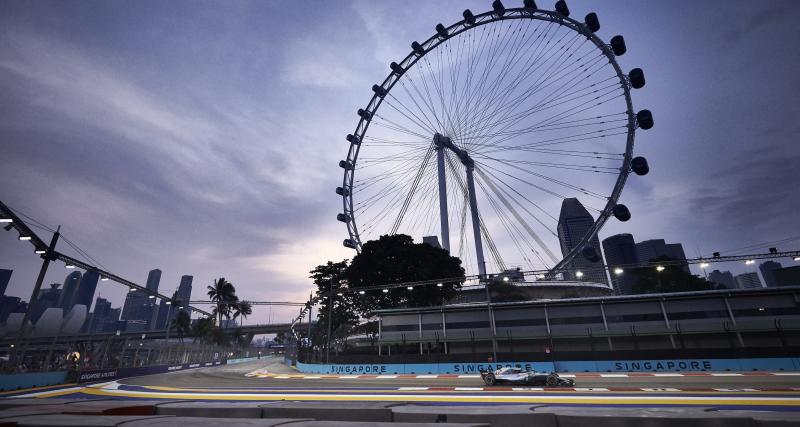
[635,239,689,273]
[0,296,27,323]
[121,290,151,331]
[57,271,82,312]
[173,275,193,322]
[32,283,62,322]
[0,269,11,297]
[146,269,162,292]
[602,234,639,295]
[759,261,783,288]
[75,269,100,310]
[774,266,800,287]
[708,270,736,289]
[557,198,608,285]
[735,272,763,289]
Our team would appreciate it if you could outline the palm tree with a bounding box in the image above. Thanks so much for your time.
[231,301,253,327]
[207,278,237,327]
[192,317,215,343]
[171,310,191,343]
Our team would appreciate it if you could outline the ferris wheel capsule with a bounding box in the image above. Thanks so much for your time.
[585,13,600,32]
[336,186,350,197]
[357,108,372,120]
[629,68,645,89]
[555,0,570,17]
[411,41,425,56]
[339,160,353,170]
[610,35,627,56]
[337,213,351,223]
[492,1,506,16]
[523,0,538,10]
[390,62,404,75]
[346,134,361,145]
[636,109,654,129]
[436,23,449,38]
[343,239,357,249]
[631,157,649,176]
[372,84,387,98]
[463,9,476,25]
[612,204,631,222]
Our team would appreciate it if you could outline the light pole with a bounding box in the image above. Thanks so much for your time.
[325,279,334,364]
[484,281,498,363]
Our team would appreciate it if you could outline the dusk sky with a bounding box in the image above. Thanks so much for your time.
[1,0,799,324]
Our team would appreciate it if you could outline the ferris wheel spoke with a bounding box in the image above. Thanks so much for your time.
[378,96,438,136]
[477,163,558,225]
[389,145,435,234]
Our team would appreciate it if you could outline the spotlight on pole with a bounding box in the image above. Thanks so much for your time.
[436,283,443,287]
[613,267,624,275]
[575,271,584,278]
[382,289,389,293]
[0,218,12,223]
[358,290,365,295]
[19,235,31,241]
[101,277,109,281]
[406,286,413,290]
[35,250,45,254]
[745,260,755,265]
[502,276,509,282]
[66,264,76,269]
[148,295,155,299]
[656,265,665,272]
[700,263,710,268]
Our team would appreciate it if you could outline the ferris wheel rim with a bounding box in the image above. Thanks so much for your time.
[340,6,638,277]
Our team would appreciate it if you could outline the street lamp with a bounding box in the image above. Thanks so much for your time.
[502,276,509,282]
[358,290,365,295]
[34,250,45,254]
[575,271,584,278]
[794,257,800,262]
[406,286,413,290]
[101,276,109,281]
[18,235,31,241]
[700,263,710,268]
[656,266,665,272]
[65,264,75,269]
[436,283,443,287]
[382,289,389,293]
[613,267,624,275]
[745,260,755,265]
[0,218,12,223]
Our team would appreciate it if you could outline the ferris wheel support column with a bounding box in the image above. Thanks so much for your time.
[465,164,487,279]
[435,144,450,252]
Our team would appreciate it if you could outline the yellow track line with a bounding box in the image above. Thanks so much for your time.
[55,387,800,407]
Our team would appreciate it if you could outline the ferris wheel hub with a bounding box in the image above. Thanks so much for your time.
[433,133,472,167]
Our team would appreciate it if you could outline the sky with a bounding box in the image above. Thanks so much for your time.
[1,0,799,324]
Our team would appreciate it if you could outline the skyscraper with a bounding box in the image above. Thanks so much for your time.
[735,272,762,289]
[57,271,82,312]
[32,283,62,322]
[175,275,193,307]
[635,239,689,273]
[708,270,736,289]
[146,269,162,292]
[601,234,639,295]
[121,290,150,332]
[0,269,11,297]
[557,198,608,285]
[759,261,783,288]
[75,269,100,310]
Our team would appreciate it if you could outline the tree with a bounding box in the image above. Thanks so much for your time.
[232,301,253,326]
[192,317,215,343]
[632,256,718,294]
[207,278,238,327]
[309,260,358,349]
[344,234,465,316]
[490,281,530,302]
[171,310,192,343]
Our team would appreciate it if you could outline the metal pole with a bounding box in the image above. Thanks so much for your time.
[435,141,450,252]
[465,165,486,278]
[484,283,498,362]
[325,280,334,364]
[14,226,60,367]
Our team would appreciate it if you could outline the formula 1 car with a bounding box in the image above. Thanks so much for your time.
[480,366,575,387]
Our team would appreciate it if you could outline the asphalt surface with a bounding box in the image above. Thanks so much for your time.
[121,357,800,390]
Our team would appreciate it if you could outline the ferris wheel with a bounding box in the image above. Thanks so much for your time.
[337,0,652,279]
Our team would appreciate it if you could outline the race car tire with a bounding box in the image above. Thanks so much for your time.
[546,374,558,387]
[484,373,496,386]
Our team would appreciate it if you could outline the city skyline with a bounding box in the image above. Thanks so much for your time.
[1,0,799,324]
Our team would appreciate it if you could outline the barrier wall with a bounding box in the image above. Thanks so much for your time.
[226,357,260,365]
[78,360,225,383]
[296,357,800,375]
[0,371,68,391]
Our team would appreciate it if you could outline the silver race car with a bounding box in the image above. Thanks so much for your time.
[480,366,575,387]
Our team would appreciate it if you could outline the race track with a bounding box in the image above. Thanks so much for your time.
[10,357,800,411]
